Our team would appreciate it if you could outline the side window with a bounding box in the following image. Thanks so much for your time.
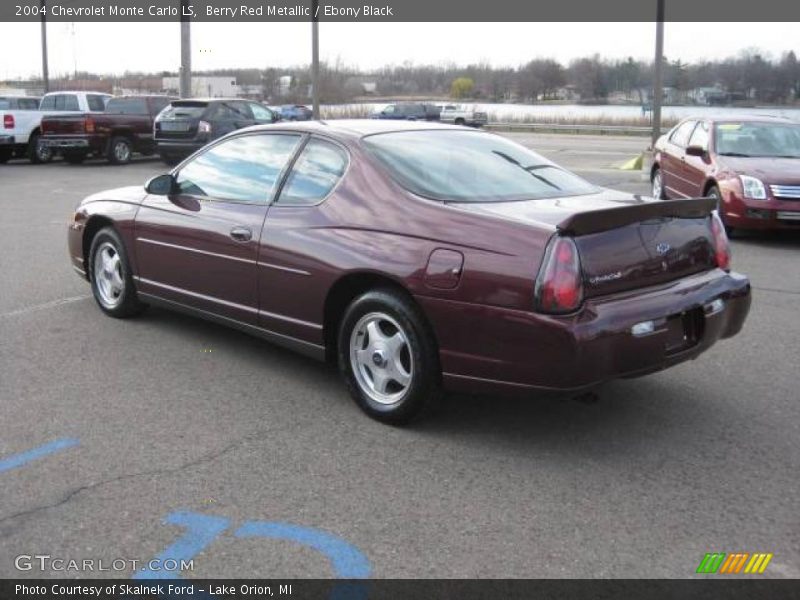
[277,139,348,206]
[106,98,148,115]
[382,105,395,115]
[232,102,253,119]
[688,121,709,150]
[87,94,107,111]
[670,121,696,148]
[250,103,274,121]
[176,134,301,204]
[40,95,56,110]
[62,95,80,111]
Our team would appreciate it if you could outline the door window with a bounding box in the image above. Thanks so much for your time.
[688,121,709,150]
[669,120,697,148]
[250,103,274,122]
[277,139,348,206]
[175,134,301,204]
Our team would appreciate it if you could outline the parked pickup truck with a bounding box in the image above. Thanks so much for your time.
[0,91,110,164]
[0,96,40,163]
[41,95,174,164]
[439,104,489,127]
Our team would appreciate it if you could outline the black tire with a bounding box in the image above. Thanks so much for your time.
[706,184,736,236]
[651,166,667,199]
[63,151,87,164]
[107,136,133,165]
[0,148,11,163]
[88,227,145,318]
[454,118,465,126]
[337,289,441,425]
[27,132,52,164]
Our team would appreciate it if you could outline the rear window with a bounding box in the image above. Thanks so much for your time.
[87,94,108,111]
[363,130,597,203]
[160,101,208,119]
[0,99,9,109]
[17,98,39,110]
[106,97,148,115]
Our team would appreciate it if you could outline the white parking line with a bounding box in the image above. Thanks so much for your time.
[0,295,91,319]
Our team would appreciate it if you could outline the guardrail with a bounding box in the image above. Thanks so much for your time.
[486,122,668,136]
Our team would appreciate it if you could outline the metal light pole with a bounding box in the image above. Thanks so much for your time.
[179,0,192,98]
[311,0,320,119]
[40,0,49,92]
[651,0,665,147]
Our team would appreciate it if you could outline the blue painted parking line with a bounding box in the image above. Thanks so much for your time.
[0,438,79,473]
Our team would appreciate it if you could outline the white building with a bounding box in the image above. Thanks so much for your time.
[162,76,240,98]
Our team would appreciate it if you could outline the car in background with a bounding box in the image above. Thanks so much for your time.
[1,91,110,164]
[652,116,800,232]
[372,103,441,121]
[280,104,313,121]
[153,98,279,164]
[439,104,488,127]
[68,121,749,424]
[40,95,175,164]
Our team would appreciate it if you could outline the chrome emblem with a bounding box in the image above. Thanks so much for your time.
[656,242,671,256]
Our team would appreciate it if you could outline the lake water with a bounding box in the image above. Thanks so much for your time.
[323,102,800,123]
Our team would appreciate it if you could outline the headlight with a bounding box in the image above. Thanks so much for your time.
[740,175,767,200]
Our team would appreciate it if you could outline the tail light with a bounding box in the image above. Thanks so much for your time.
[710,212,731,271]
[84,117,95,133]
[3,114,13,129]
[198,120,212,134]
[535,236,583,314]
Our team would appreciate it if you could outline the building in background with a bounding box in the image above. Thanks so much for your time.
[162,76,239,97]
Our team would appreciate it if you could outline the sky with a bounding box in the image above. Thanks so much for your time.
[0,21,798,80]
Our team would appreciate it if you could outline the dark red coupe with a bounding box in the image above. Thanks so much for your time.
[652,116,800,232]
[68,121,751,423]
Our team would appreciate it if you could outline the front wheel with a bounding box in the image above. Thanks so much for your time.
[89,227,145,318]
[651,167,667,199]
[706,185,735,236]
[338,289,441,424]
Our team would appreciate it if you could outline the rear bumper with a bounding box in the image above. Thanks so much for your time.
[41,135,104,153]
[420,268,751,395]
[155,139,206,157]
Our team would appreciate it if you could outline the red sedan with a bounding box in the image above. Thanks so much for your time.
[652,116,800,232]
[68,121,750,424]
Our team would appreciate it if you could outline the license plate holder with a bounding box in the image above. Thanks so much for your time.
[664,308,704,355]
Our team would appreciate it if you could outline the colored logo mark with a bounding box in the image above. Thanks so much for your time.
[696,552,773,574]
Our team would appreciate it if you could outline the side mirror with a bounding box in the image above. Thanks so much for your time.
[145,173,176,195]
[685,145,706,157]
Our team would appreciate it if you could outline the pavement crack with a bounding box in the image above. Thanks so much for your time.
[0,431,264,529]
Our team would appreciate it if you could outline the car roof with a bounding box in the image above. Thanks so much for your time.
[244,119,475,139]
[170,97,249,103]
[687,115,796,125]
[43,90,111,95]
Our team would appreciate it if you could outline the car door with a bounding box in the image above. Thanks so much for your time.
[682,120,711,197]
[134,132,303,324]
[256,136,350,348]
[661,120,697,198]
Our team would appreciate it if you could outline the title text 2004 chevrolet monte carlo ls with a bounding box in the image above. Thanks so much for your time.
[68,121,751,424]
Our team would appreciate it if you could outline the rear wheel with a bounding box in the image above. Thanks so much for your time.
[88,227,145,318]
[107,136,133,165]
[454,117,465,126]
[27,132,52,164]
[338,289,441,425]
[651,167,667,199]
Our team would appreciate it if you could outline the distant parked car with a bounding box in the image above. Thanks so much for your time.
[652,116,800,232]
[439,104,488,127]
[0,91,110,164]
[280,104,313,121]
[373,103,441,121]
[40,95,175,164]
[154,98,279,164]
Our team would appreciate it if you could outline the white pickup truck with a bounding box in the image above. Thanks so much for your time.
[439,104,489,127]
[0,90,110,163]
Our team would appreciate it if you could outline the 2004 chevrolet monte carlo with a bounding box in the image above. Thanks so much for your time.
[67,120,751,424]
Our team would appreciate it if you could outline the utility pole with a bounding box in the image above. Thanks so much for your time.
[40,0,49,92]
[311,0,320,119]
[179,0,192,98]
[651,0,665,148]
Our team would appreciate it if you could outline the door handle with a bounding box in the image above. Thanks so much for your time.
[230,226,252,242]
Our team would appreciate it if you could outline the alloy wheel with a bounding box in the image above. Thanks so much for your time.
[93,242,125,308]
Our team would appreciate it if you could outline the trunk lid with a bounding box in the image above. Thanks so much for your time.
[155,101,207,139]
[453,190,718,297]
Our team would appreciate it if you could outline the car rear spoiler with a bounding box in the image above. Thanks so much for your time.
[556,197,717,236]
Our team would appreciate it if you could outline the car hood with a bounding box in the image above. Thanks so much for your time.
[449,188,651,231]
[717,156,800,184]
[83,185,146,205]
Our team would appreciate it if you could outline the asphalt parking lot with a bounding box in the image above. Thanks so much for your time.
[0,133,798,580]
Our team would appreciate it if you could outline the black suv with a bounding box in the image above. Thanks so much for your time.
[373,103,441,121]
[154,98,279,164]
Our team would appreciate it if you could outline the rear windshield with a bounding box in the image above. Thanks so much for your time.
[160,101,208,119]
[363,130,597,203]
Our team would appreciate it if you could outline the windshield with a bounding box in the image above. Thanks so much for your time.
[363,130,597,202]
[715,122,800,158]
